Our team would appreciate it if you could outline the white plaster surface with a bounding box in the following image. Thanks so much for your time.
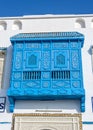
[0,14,93,130]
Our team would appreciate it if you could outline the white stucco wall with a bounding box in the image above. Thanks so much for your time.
[0,14,93,130]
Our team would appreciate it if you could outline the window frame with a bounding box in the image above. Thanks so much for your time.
[0,48,7,89]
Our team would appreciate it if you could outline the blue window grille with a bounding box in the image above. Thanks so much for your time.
[51,71,70,79]
[23,71,41,80]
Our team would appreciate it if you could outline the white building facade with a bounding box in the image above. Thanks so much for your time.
[0,14,93,130]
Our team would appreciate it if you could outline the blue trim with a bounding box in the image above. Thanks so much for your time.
[1,121,93,125]
[83,122,93,124]
[0,122,11,124]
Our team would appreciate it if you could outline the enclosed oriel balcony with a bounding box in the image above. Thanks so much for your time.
[7,32,85,112]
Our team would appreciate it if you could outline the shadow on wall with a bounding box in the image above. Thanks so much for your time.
[88,46,93,72]
[75,18,86,28]
[0,45,13,113]
[14,100,80,113]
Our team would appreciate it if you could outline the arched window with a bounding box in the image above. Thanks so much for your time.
[12,20,22,30]
[0,21,7,30]
[28,54,37,66]
[56,54,65,65]
[75,18,86,28]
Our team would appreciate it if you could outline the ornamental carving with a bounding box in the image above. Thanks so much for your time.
[53,43,68,48]
[42,51,50,69]
[15,52,22,69]
[72,51,79,69]
[72,71,80,79]
[13,72,21,80]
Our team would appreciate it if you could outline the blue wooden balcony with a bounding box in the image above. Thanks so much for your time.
[7,32,85,112]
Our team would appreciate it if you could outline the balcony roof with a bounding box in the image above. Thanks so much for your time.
[11,32,84,40]
[10,32,84,47]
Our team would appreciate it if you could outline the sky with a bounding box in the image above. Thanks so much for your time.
[0,0,93,17]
